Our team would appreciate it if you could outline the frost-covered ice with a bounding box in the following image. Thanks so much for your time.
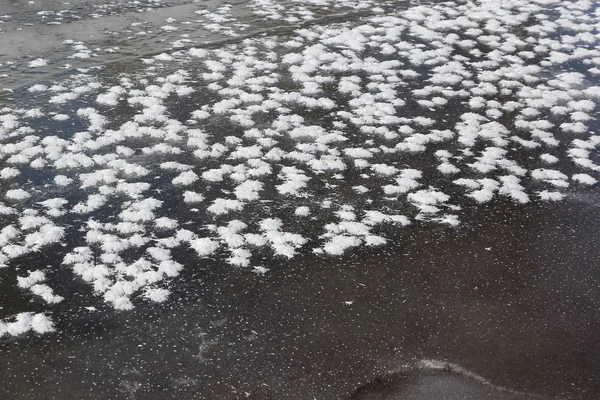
[0,312,55,337]
[1,0,600,337]
[27,58,48,68]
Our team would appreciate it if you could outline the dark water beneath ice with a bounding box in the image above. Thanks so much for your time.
[2,199,599,399]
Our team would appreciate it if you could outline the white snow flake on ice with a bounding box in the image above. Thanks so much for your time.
[28,58,48,68]
[0,313,55,337]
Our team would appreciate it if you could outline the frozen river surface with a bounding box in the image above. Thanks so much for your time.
[1,0,600,398]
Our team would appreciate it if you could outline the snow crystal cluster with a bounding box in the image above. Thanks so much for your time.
[0,312,55,338]
[1,0,600,335]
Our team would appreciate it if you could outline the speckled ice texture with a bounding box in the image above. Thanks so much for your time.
[1,0,599,339]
